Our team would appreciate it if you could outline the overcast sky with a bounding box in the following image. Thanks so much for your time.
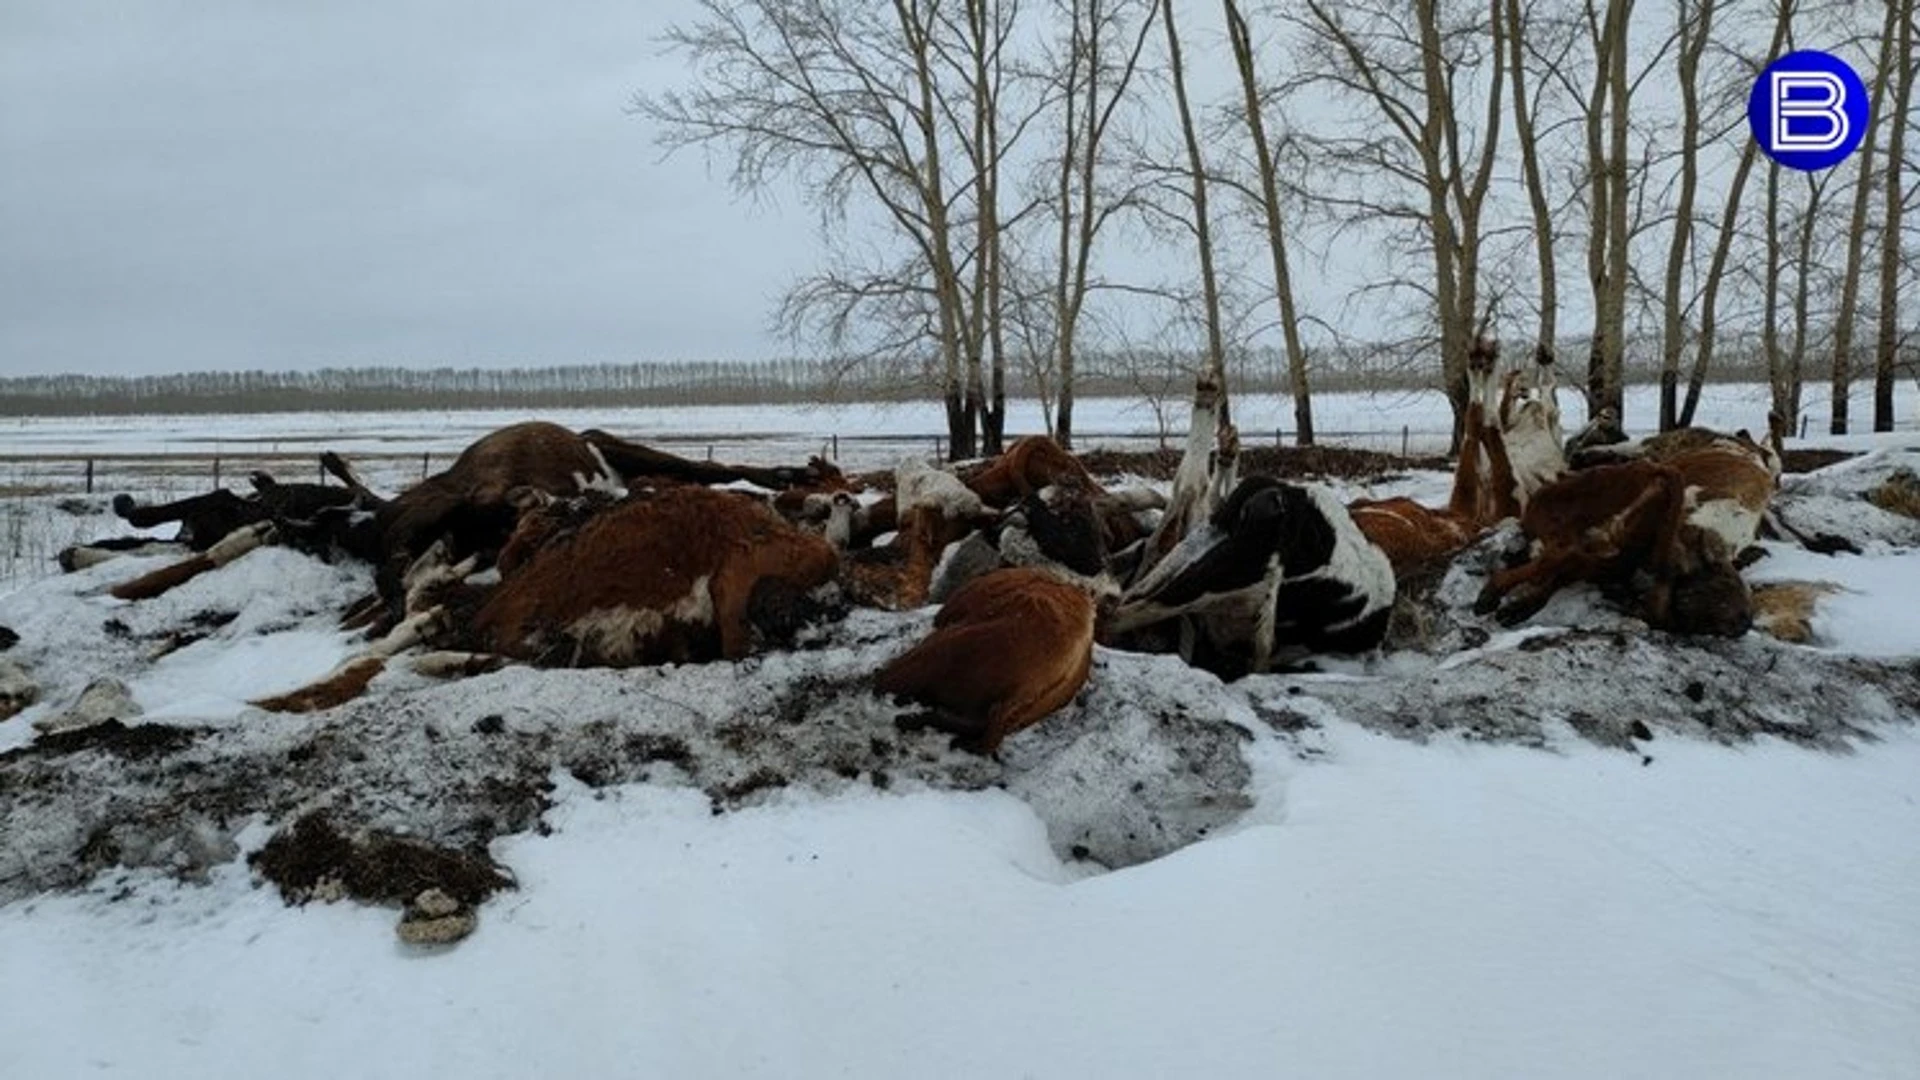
[2,2,1750,382]
[0,0,824,378]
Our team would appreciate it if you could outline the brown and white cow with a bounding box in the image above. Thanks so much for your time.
[1474,458,1753,636]
[1349,336,1518,573]
[256,485,841,712]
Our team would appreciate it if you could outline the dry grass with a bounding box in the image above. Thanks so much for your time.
[1868,469,1920,521]
[1750,581,1844,645]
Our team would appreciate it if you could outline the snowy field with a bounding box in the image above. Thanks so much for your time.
[1,403,1918,1079]
[6,377,1916,468]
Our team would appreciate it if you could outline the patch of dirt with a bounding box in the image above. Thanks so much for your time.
[143,609,242,658]
[1781,448,1860,474]
[0,719,205,763]
[1304,628,1920,752]
[250,811,514,907]
[707,767,791,812]
[1381,557,1459,653]
[627,731,696,767]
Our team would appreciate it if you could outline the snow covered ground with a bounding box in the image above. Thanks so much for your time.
[5,379,1915,462]
[1,419,1917,1079]
[5,728,1916,1080]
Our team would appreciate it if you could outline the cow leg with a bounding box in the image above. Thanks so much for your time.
[581,429,820,490]
[1483,555,1572,626]
[109,522,275,601]
[1479,422,1521,523]
[709,565,756,660]
[114,489,260,549]
[1207,423,1241,517]
[320,450,389,506]
[410,651,505,678]
[1476,549,1568,618]
[1134,368,1225,585]
[1534,345,1560,431]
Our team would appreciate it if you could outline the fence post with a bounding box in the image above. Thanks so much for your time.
[706,446,714,461]
[85,459,94,494]
[213,455,221,488]
[423,452,431,479]
[318,455,325,484]
[1798,416,1808,440]
[831,433,838,459]
[1401,425,1410,457]
[1276,428,1283,447]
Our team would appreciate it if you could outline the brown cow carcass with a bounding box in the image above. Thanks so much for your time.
[1474,458,1753,636]
[256,485,841,711]
[875,567,1097,755]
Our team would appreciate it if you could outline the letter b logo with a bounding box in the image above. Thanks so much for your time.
[1749,50,1869,171]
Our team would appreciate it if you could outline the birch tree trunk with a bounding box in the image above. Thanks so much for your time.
[1659,0,1714,431]
[1162,0,1228,401]
[1223,0,1313,444]
[1874,0,1916,432]
[1830,0,1899,435]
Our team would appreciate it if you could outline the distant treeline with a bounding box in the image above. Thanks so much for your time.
[0,340,1803,417]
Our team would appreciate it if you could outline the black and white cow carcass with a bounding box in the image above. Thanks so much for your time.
[1098,364,1395,680]
[1105,475,1395,679]
[61,455,380,574]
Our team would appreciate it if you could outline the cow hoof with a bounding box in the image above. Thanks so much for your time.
[1494,605,1532,629]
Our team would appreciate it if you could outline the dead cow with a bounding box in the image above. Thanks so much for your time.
[86,460,378,589]
[1109,476,1396,679]
[364,421,830,623]
[1495,343,1569,509]
[1567,424,1782,560]
[876,567,1096,755]
[1474,459,1753,636]
[1350,336,1518,573]
[473,486,840,665]
[256,485,841,711]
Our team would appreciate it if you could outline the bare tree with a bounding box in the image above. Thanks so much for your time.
[1505,0,1570,364]
[1586,0,1635,425]
[1829,0,1901,434]
[1282,0,1507,450]
[1657,0,1718,430]
[1161,0,1229,399]
[1041,0,1159,448]
[952,0,1023,455]
[640,0,1037,461]
[1764,157,1787,421]
[1108,341,1189,447]
[1675,0,1795,427]
[1875,0,1917,432]
[1788,168,1836,424]
[1217,0,1315,444]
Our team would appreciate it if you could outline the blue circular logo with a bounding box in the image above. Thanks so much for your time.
[1749,50,1869,171]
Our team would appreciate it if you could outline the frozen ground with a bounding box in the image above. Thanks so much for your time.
[0,421,1917,1079]
[5,377,1915,466]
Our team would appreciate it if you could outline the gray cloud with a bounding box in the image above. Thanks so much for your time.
[0,0,817,376]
